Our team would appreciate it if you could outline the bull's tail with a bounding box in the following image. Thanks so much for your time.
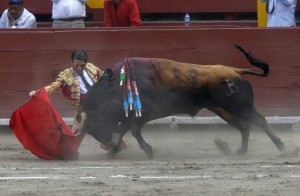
[234,44,269,77]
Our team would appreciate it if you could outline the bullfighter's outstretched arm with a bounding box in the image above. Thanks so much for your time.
[44,78,64,95]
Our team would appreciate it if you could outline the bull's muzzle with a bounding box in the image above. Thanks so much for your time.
[100,133,128,152]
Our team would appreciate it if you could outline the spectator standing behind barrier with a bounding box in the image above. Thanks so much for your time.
[261,0,297,27]
[51,0,87,28]
[0,0,36,28]
[104,0,142,27]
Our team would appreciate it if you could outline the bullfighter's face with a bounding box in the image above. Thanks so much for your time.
[72,59,86,75]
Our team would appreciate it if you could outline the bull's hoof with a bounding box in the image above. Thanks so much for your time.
[106,146,120,158]
[107,151,118,158]
[278,145,299,157]
[277,141,285,153]
[214,139,233,156]
[107,151,117,158]
[236,147,247,155]
[145,148,153,158]
[141,144,153,158]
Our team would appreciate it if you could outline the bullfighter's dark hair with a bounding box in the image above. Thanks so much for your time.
[71,49,88,63]
[8,0,24,6]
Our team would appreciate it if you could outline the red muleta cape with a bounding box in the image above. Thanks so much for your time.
[9,88,85,160]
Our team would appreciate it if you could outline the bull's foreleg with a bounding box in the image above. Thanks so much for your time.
[107,122,130,157]
[131,124,153,158]
[107,133,123,157]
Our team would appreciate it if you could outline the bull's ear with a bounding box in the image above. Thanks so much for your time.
[103,68,114,80]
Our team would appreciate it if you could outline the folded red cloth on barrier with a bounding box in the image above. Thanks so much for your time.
[9,88,84,160]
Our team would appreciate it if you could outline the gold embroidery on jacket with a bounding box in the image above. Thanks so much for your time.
[45,63,102,107]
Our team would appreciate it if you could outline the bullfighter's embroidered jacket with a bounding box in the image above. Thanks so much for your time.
[45,63,103,107]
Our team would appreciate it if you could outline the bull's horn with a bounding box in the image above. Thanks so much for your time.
[74,112,86,136]
[112,133,121,146]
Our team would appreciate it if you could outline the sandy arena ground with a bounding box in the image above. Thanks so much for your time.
[1,124,300,196]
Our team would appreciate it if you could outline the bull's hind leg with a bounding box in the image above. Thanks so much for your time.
[130,122,153,158]
[209,108,250,154]
[240,108,285,152]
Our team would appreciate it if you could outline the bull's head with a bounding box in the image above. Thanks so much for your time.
[75,66,127,154]
[76,110,125,153]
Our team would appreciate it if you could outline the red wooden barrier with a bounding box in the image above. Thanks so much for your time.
[0,27,300,118]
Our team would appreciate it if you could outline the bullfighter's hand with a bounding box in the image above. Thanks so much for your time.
[28,90,37,97]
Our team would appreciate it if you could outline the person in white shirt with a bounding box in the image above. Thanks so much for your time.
[51,0,88,28]
[261,0,297,27]
[0,0,36,28]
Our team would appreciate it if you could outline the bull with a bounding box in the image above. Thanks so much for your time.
[77,45,285,158]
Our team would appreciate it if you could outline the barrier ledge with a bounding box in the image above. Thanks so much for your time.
[1,116,300,126]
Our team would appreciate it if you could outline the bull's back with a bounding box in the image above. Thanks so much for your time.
[134,58,243,90]
[130,58,245,118]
